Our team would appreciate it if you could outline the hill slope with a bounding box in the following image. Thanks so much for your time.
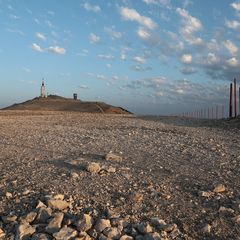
[3,95,132,114]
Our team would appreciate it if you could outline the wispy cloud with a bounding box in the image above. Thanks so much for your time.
[104,27,122,39]
[31,43,44,52]
[89,33,100,43]
[133,56,146,64]
[7,28,24,36]
[48,46,66,55]
[98,54,114,60]
[36,32,47,41]
[83,2,101,13]
[120,7,157,30]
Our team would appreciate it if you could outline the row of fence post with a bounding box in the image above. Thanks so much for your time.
[229,78,240,118]
[182,105,224,119]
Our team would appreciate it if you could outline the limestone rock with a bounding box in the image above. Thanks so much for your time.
[86,162,101,173]
[35,207,52,223]
[46,212,64,234]
[47,199,70,210]
[213,184,226,193]
[20,212,37,224]
[137,222,153,234]
[16,222,36,240]
[120,235,134,240]
[105,153,122,162]
[94,219,111,232]
[103,227,120,239]
[75,214,93,232]
[53,226,78,240]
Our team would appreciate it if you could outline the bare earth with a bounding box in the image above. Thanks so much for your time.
[0,111,239,240]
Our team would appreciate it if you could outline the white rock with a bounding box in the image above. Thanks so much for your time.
[53,226,78,240]
[16,222,36,240]
[86,162,101,173]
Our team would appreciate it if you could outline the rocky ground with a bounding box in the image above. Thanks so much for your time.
[0,111,239,240]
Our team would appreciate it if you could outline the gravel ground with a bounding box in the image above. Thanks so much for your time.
[0,111,239,239]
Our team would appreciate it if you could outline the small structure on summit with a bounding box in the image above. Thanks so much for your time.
[40,79,47,98]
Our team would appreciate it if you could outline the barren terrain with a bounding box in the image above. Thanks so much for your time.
[0,111,239,239]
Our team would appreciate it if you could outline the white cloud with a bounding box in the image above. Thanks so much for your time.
[104,27,122,39]
[137,27,151,39]
[7,28,24,36]
[112,75,119,80]
[22,67,31,73]
[133,56,146,64]
[36,32,46,41]
[231,2,240,11]
[89,33,100,43]
[176,8,203,45]
[226,57,239,67]
[224,40,238,56]
[83,2,101,13]
[180,54,192,64]
[120,7,157,30]
[204,53,220,66]
[106,64,112,68]
[225,20,240,30]
[31,43,44,52]
[48,46,66,55]
[98,54,114,60]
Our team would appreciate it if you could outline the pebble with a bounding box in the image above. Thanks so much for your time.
[46,212,64,234]
[120,235,134,240]
[105,153,122,162]
[0,228,6,238]
[103,227,120,239]
[53,226,78,240]
[31,233,52,240]
[20,212,37,224]
[5,192,13,198]
[201,224,211,234]
[16,222,36,240]
[86,162,101,173]
[47,199,70,210]
[94,218,111,232]
[137,222,153,234]
[35,207,52,223]
[75,214,93,232]
[213,184,226,193]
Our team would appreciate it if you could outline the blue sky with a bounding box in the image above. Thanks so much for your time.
[0,0,239,114]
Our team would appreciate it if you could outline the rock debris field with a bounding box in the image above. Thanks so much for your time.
[0,111,239,240]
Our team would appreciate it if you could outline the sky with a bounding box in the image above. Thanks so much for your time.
[0,0,239,115]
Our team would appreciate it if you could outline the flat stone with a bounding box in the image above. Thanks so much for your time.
[53,194,65,200]
[86,162,101,173]
[16,222,36,240]
[46,212,64,234]
[137,222,153,234]
[20,212,37,224]
[94,219,111,232]
[75,214,93,232]
[6,192,13,198]
[36,200,47,209]
[120,235,134,240]
[161,223,177,232]
[105,153,122,162]
[213,184,226,193]
[2,215,17,223]
[47,199,70,210]
[53,226,78,240]
[78,232,92,240]
[199,191,213,198]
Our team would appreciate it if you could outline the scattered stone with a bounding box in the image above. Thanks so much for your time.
[201,224,211,234]
[70,172,79,179]
[199,191,213,198]
[78,231,92,240]
[31,233,52,240]
[120,235,134,240]
[0,228,6,238]
[2,215,17,223]
[47,199,70,210]
[53,194,65,200]
[170,228,181,239]
[144,232,161,240]
[161,223,177,232]
[16,222,36,240]
[103,227,120,239]
[87,228,98,238]
[35,207,52,223]
[94,219,111,232]
[130,192,144,203]
[213,184,226,193]
[106,166,116,173]
[150,218,166,228]
[20,212,37,224]
[5,192,13,198]
[105,153,122,162]
[75,214,93,232]
[232,215,240,224]
[36,201,47,209]
[46,212,64,234]
[86,162,101,173]
[52,226,78,240]
[137,222,153,234]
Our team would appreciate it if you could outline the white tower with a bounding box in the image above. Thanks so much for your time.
[40,79,47,98]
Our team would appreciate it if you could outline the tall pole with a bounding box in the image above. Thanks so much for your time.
[229,83,233,118]
[239,87,240,117]
[234,78,237,118]
[216,105,218,120]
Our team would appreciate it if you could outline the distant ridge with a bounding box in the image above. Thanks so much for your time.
[2,95,132,114]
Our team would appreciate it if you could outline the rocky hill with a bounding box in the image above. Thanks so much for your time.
[2,95,132,114]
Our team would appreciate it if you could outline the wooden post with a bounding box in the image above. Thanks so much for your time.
[229,83,233,118]
[234,78,237,118]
